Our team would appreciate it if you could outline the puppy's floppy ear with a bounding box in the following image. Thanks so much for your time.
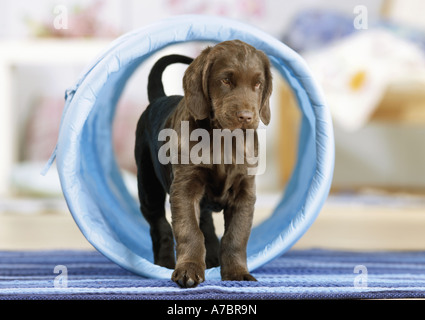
[258,51,273,125]
[183,46,213,120]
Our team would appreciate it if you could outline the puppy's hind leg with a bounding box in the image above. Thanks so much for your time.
[200,205,220,268]
[136,148,175,269]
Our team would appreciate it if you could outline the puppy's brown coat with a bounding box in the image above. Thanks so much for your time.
[135,40,272,288]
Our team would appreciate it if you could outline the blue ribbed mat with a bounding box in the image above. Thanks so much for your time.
[1,249,425,300]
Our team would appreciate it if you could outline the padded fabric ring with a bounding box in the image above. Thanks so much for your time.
[46,15,334,279]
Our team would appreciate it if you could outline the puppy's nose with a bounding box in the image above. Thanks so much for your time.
[237,111,253,123]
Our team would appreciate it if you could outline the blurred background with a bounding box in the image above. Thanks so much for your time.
[1,0,425,251]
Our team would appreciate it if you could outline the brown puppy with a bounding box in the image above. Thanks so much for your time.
[135,40,272,288]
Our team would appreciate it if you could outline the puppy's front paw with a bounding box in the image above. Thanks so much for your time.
[172,262,205,288]
[222,272,257,282]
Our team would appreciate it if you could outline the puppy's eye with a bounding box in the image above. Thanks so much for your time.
[221,78,231,86]
[254,81,261,89]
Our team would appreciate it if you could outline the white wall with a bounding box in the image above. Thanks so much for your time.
[0,0,384,39]
[333,123,425,190]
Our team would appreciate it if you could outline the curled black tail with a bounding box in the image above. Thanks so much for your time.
[147,54,193,103]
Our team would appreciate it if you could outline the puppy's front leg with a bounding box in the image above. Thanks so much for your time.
[170,172,206,288]
[220,177,257,281]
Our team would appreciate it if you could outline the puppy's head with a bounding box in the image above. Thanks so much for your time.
[183,40,272,129]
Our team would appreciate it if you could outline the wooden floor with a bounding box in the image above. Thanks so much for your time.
[1,192,425,252]
[296,203,425,251]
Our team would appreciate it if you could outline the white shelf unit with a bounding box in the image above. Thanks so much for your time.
[0,39,110,195]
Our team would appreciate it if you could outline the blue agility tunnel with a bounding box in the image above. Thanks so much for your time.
[44,15,334,280]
